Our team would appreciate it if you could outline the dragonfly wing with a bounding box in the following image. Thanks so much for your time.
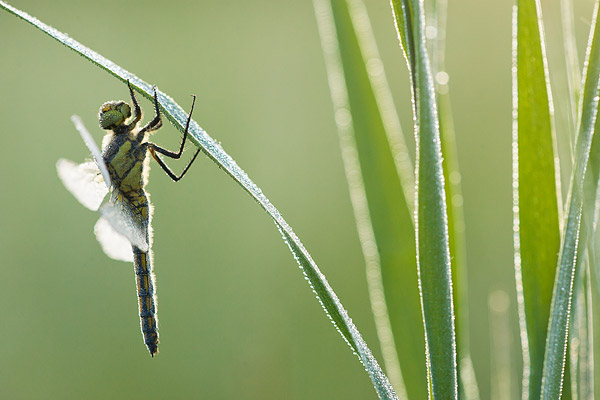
[70,115,112,189]
[56,159,109,211]
[99,198,149,252]
[94,217,134,262]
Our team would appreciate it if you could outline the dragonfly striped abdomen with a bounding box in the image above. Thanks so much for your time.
[133,244,158,356]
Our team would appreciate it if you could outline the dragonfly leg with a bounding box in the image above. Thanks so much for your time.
[145,93,199,181]
[138,86,163,134]
[151,94,197,159]
[149,145,200,182]
[126,81,143,128]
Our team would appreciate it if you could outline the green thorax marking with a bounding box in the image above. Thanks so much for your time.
[103,129,149,196]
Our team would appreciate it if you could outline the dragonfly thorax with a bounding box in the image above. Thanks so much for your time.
[103,132,149,193]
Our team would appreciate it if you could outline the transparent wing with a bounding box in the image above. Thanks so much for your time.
[99,197,149,252]
[94,217,133,262]
[70,115,112,189]
[56,159,108,211]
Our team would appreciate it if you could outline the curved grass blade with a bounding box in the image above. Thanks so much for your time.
[390,1,457,398]
[0,2,398,398]
[512,1,561,399]
[314,0,425,398]
[541,1,600,398]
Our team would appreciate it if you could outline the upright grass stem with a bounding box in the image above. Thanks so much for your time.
[391,0,457,398]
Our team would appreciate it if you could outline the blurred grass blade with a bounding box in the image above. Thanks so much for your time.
[423,0,447,74]
[512,1,561,399]
[390,0,416,91]
[489,290,515,400]
[390,1,457,398]
[0,2,399,399]
[314,0,426,398]
[568,266,593,400]
[438,94,478,400]
[560,0,582,140]
[574,3,600,398]
[590,257,600,399]
[541,1,600,398]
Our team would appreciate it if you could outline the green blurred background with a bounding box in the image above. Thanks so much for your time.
[0,0,594,399]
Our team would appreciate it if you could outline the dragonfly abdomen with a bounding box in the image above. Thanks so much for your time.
[133,246,159,356]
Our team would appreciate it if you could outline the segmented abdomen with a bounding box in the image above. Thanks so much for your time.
[133,246,159,356]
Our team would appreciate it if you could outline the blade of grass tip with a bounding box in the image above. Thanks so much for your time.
[426,0,479,396]
[390,0,457,398]
[512,1,562,399]
[315,0,427,398]
[0,2,398,399]
[541,1,600,398]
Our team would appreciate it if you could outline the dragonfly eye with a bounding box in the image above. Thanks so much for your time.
[99,101,132,129]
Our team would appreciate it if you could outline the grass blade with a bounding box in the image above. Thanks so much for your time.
[314,0,426,398]
[0,2,398,398]
[425,0,479,396]
[390,0,416,89]
[560,0,582,140]
[590,259,600,399]
[438,94,479,400]
[390,1,457,398]
[512,1,561,399]
[541,1,600,398]
[489,290,515,400]
[568,266,593,400]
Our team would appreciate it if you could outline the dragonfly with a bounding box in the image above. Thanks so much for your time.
[57,82,200,356]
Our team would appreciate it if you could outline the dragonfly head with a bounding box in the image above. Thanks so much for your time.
[99,101,132,130]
